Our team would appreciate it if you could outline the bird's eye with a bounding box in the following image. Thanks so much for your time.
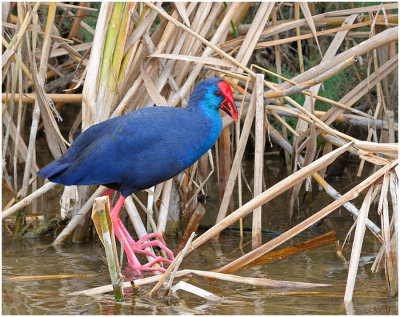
[215,91,222,97]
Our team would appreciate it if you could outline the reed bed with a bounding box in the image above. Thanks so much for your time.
[2,1,398,303]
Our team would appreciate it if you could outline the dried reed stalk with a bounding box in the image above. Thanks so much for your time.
[70,267,330,297]
[2,182,58,219]
[252,74,265,248]
[215,160,397,275]
[2,2,40,75]
[376,172,397,295]
[5,274,96,281]
[197,143,352,252]
[344,186,373,303]
[278,26,398,92]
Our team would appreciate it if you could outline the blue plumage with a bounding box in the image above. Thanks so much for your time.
[38,78,237,197]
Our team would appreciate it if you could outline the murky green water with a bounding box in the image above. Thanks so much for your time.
[2,156,398,314]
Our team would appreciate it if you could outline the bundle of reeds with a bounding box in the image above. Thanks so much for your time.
[2,2,398,301]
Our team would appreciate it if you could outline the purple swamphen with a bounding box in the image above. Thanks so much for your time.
[38,78,238,273]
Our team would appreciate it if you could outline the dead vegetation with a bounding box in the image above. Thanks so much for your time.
[2,2,398,304]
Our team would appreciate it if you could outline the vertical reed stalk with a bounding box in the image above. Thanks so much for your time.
[157,178,173,236]
[217,129,232,213]
[294,3,305,73]
[252,74,265,248]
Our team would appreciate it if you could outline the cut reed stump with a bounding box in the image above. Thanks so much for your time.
[91,196,123,301]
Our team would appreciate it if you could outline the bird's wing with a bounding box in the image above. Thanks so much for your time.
[38,115,128,182]
[46,108,178,185]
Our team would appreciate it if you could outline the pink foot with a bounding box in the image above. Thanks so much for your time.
[103,192,174,274]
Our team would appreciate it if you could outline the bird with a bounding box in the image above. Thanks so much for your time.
[38,77,238,274]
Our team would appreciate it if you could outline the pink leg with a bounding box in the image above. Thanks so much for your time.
[110,196,143,270]
[106,193,174,274]
[102,188,115,197]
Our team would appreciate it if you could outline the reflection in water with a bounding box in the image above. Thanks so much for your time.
[2,159,398,314]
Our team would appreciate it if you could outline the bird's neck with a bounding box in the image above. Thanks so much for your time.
[186,95,223,142]
[193,102,223,144]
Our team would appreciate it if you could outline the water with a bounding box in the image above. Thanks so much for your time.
[2,225,397,314]
[2,157,398,314]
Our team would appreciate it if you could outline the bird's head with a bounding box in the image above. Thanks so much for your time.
[189,78,238,121]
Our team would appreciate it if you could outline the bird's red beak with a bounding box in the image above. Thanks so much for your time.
[218,81,238,121]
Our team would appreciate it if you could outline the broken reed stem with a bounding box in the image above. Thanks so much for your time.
[93,196,123,301]
[52,186,108,245]
[344,186,373,303]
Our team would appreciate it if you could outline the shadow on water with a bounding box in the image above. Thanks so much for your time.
[2,157,398,314]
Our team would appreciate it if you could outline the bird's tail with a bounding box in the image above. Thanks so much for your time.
[37,160,70,180]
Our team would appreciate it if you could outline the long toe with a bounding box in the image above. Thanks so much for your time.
[134,233,175,261]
